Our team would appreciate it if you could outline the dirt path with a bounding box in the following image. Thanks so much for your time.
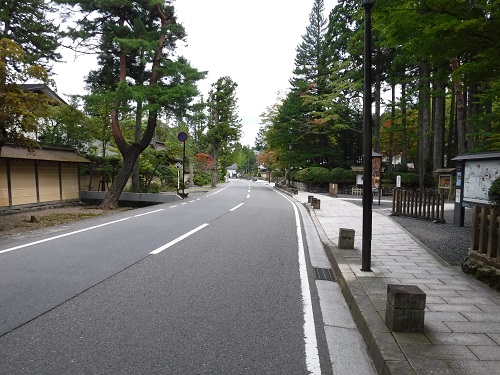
[0,205,132,237]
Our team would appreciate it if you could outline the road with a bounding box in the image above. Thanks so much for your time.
[0,179,334,374]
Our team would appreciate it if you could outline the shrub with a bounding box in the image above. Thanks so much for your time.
[488,177,500,207]
[193,172,211,187]
[330,167,356,184]
[384,171,420,188]
[296,167,331,184]
[147,182,161,193]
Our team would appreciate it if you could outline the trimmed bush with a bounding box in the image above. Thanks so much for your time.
[384,171,420,188]
[488,177,500,207]
[193,172,211,187]
[296,167,331,184]
[330,167,356,184]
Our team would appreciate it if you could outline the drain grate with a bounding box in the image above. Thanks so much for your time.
[314,267,335,281]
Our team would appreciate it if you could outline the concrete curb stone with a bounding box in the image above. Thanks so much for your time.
[309,209,415,375]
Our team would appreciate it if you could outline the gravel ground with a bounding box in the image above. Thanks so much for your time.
[338,194,472,267]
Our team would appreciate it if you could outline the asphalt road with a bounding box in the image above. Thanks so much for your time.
[0,180,331,374]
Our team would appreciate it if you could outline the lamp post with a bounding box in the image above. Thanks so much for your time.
[361,0,374,272]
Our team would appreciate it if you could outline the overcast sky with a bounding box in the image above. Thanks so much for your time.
[52,0,337,147]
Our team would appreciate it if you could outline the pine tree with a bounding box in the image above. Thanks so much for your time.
[0,0,61,69]
[59,0,204,207]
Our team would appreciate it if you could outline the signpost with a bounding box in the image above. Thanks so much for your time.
[177,132,188,198]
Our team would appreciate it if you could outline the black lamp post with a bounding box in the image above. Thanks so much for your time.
[288,143,293,188]
[361,0,374,272]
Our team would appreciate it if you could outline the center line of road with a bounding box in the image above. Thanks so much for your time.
[149,223,209,255]
[230,203,244,211]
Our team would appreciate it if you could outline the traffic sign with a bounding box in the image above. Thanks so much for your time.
[178,132,188,142]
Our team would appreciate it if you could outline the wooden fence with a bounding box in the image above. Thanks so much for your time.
[391,189,446,222]
[471,206,500,261]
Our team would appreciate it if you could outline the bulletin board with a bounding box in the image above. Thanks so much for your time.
[463,159,500,203]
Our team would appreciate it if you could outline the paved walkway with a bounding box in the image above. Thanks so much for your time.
[294,190,500,375]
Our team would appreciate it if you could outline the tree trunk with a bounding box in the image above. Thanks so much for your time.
[100,148,141,208]
[450,57,467,154]
[388,83,395,171]
[433,80,445,171]
[132,100,143,192]
[446,87,455,167]
[401,83,407,170]
[418,60,431,190]
[466,84,477,150]
[211,146,219,188]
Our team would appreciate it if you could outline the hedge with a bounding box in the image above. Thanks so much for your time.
[330,167,356,184]
[296,167,331,184]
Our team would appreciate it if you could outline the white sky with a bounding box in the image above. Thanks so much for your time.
[52,0,338,147]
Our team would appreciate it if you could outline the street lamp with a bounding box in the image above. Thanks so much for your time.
[288,143,293,188]
[361,0,374,272]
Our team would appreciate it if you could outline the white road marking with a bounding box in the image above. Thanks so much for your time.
[275,189,321,374]
[0,216,132,255]
[230,203,244,211]
[134,209,164,217]
[207,186,229,196]
[247,194,250,199]
[149,223,209,255]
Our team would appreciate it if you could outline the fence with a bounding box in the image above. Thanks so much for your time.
[391,189,445,222]
[471,206,500,261]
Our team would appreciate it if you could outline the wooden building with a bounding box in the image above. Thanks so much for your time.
[0,145,89,208]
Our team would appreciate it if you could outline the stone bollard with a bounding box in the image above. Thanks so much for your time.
[312,198,321,209]
[308,195,314,204]
[338,228,355,249]
[385,284,426,333]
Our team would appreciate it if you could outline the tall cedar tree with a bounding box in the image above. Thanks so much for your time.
[59,0,204,207]
[206,76,241,188]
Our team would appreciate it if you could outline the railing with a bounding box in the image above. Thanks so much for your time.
[391,189,445,222]
[471,206,500,260]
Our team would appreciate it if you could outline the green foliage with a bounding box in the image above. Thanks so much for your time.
[205,76,242,187]
[273,170,284,178]
[296,167,331,184]
[0,38,55,149]
[193,172,211,187]
[0,0,61,69]
[384,171,420,188]
[330,167,356,184]
[488,177,500,207]
[147,182,160,194]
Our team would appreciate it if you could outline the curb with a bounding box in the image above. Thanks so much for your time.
[308,210,416,375]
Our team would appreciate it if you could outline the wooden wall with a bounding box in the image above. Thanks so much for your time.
[0,159,80,208]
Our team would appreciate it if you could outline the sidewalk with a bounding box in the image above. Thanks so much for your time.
[294,190,500,375]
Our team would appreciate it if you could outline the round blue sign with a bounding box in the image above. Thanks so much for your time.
[178,132,188,142]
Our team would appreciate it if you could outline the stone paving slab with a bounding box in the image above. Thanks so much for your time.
[294,190,500,375]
